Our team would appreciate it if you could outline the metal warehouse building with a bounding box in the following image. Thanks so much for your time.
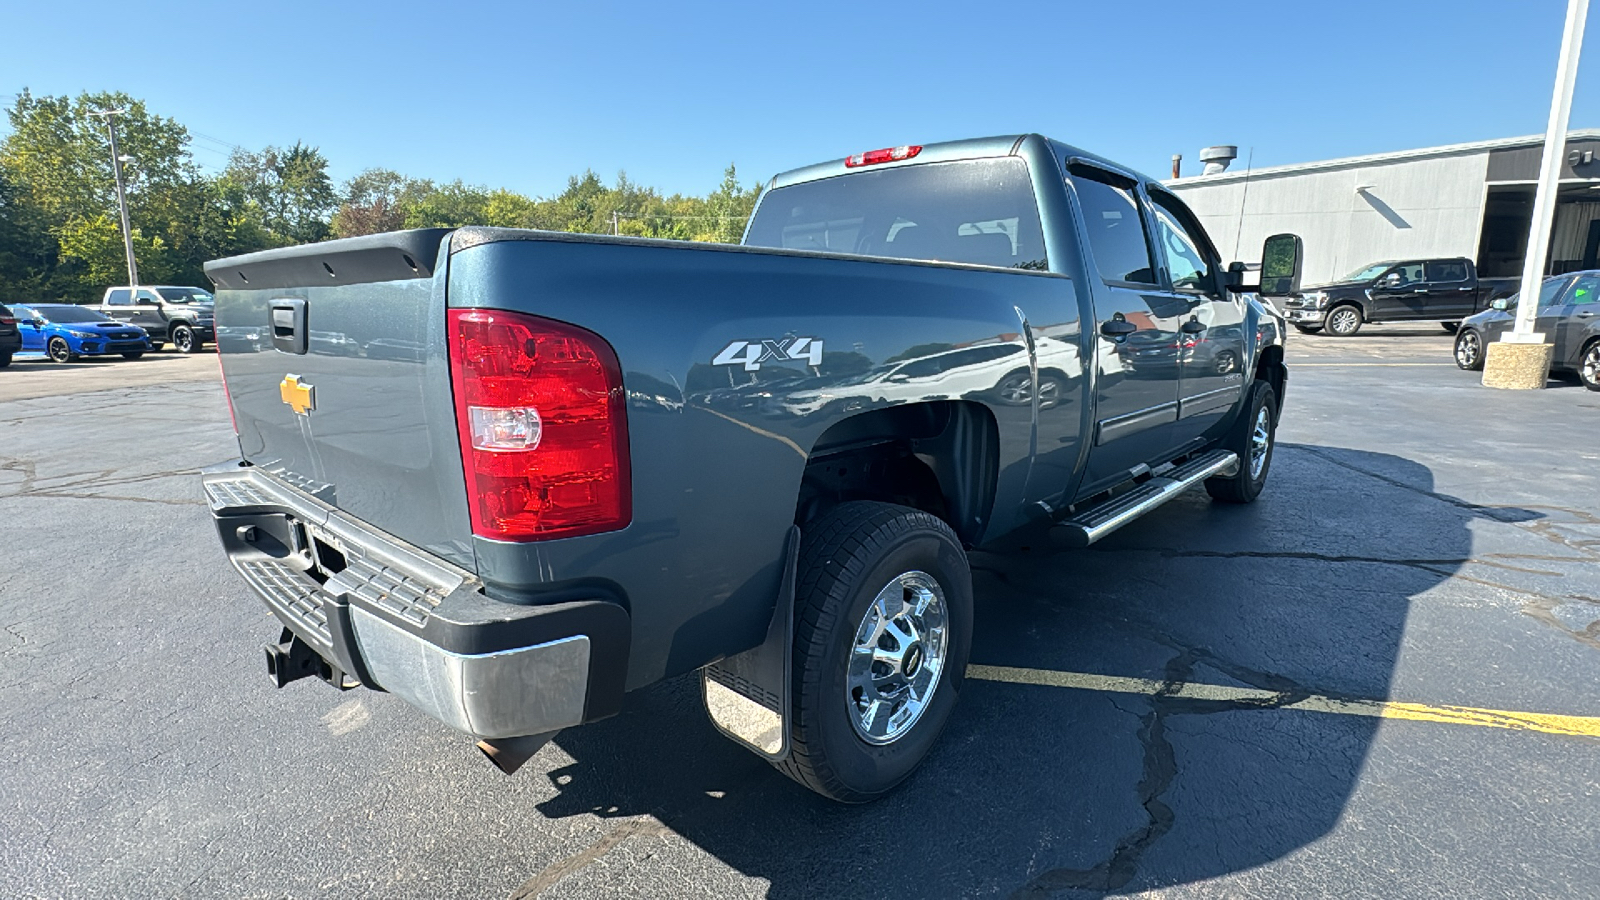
[1166,131,1600,285]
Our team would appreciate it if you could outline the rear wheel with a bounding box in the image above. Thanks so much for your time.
[1325,304,1363,337]
[1580,340,1600,392]
[777,501,973,803]
[0,352,11,368]
[47,337,74,364]
[1441,322,1461,334]
[1453,330,1485,371]
[170,323,198,353]
[1205,380,1277,504]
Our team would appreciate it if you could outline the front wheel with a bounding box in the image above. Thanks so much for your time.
[1205,380,1277,504]
[1325,305,1363,337]
[1293,324,1323,335]
[1454,330,1485,371]
[777,501,973,803]
[170,324,199,353]
[47,337,74,364]
[0,352,11,368]
[121,351,145,360]
[1580,340,1600,392]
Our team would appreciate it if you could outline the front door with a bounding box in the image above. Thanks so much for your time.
[1367,262,1427,319]
[1146,189,1247,446]
[1067,167,1182,496]
[131,288,168,339]
[1420,259,1477,320]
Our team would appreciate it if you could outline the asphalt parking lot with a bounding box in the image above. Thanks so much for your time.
[3,330,1598,898]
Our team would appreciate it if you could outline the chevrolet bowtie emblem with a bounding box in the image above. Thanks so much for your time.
[280,374,315,416]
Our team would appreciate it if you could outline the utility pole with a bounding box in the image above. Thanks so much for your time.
[90,108,139,287]
[1484,0,1589,389]
[612,209,619,236]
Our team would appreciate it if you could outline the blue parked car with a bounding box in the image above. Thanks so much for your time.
[11,303,152,363]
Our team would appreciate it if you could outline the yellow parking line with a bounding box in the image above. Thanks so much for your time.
[967,664,1600,738]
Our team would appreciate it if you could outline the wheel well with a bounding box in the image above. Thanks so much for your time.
[796,401,999,546]
[1256,344,1286,418]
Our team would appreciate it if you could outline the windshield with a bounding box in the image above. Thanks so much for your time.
[34,305,112,324]
[156,287,213,304]
[744,158,1048,270]
[1342,262,1397,282]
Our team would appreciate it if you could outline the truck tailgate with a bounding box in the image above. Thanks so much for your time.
[205,230,476,568]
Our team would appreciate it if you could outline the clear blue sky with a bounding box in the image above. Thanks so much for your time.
[4,0,1599,197]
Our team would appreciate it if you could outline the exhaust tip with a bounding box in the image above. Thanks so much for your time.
[476,732,558,776]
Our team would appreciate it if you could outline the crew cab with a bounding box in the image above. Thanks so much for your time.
[95,285,215,352]
[201,135,1300,802]
[1282,257,1517,336]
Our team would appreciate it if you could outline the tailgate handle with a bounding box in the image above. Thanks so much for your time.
[269,299,308,355]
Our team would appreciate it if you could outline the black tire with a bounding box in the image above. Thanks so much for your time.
[47,337,74,364]
[1293,324,1323,335]
[776,501,973,803]
[0,352,11,368]
[1324,304,1363,337]
[1441,322,1461,334]
[149,342,165,352]
[1580,339,1600,392]
[1205,380,1277,504]
[121,351,144,360]
[1453,329,1485,371]
[170,323,198,353]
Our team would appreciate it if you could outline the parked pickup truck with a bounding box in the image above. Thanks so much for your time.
[1281,257,1517,336]
[95,284,215,352]
[201,134,1300,802]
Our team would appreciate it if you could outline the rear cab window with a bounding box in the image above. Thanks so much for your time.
[105,289,132,306]
[1425,260,1470,282]
[1067,170,1159,286]
[744,157,1048,271]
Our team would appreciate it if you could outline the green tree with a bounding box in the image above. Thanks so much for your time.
[222,142,337,243]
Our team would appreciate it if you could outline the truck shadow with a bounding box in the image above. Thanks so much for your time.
[536,443,1522,897]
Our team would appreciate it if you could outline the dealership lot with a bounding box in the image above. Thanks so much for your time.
[2,331,1598,899]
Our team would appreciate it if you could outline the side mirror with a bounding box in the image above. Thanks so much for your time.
[1258,233,1304,297]
[1381,273,1402,288]
[1491,297,1512,311]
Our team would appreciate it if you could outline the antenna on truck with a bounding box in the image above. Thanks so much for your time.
[1231,147,1255,261]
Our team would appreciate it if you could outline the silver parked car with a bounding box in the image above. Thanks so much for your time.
[1453,271,1600,390]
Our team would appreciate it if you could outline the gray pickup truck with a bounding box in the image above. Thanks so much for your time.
[201,134,1300,802]
[95,284,215,352]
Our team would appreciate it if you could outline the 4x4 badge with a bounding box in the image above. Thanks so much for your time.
[713,337,824,372]
[280,374,316,416]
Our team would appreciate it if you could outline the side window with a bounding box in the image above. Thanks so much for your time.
[1425,260,1469,282]
[1070,173,1158,285]
[1568,275,1600,304]
[1149,193,1216,294]
[1539,277,1571,307]
[106,289,132,307]
[1390,263,1425,286]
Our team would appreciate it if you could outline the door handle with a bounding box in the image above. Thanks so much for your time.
[1100,319,1137,337]
[1412,288,1428,293]
[1180,318,1207,334]
[1579,310,1596,318]
[1457,287,1473,291]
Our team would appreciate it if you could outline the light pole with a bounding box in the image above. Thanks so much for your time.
[1484,0,1589,389]
[89,108,139,287]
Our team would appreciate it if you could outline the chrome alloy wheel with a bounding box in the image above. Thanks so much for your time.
[1249,406,1272,480]
[1583,343,1600,388]
[1328,307,1360,335]
[847,571,948,745]
[1455,331,1482,369]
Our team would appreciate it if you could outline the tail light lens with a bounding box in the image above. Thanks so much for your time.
[448,309,631,541]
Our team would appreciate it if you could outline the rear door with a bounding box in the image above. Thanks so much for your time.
[1146,188,1246,445]
[1556,273,1600,365]
[1421,259,1477,320]
[1067,165,1182,495]
[102,288,136,324]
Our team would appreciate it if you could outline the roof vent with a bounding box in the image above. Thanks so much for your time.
[1200,145,1238,175]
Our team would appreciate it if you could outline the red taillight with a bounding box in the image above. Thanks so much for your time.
[844,145,922,168]
[0,315,14,325]
[447,309,631,541]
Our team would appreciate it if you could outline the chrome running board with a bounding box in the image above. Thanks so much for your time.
[1057,450,1239,548]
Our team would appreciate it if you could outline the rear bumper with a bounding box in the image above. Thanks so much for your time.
[201,461,630,738]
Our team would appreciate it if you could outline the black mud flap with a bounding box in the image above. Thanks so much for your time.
[701,525,799,762]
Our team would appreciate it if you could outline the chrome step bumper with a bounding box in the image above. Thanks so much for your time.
[1057,450,1239,548]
